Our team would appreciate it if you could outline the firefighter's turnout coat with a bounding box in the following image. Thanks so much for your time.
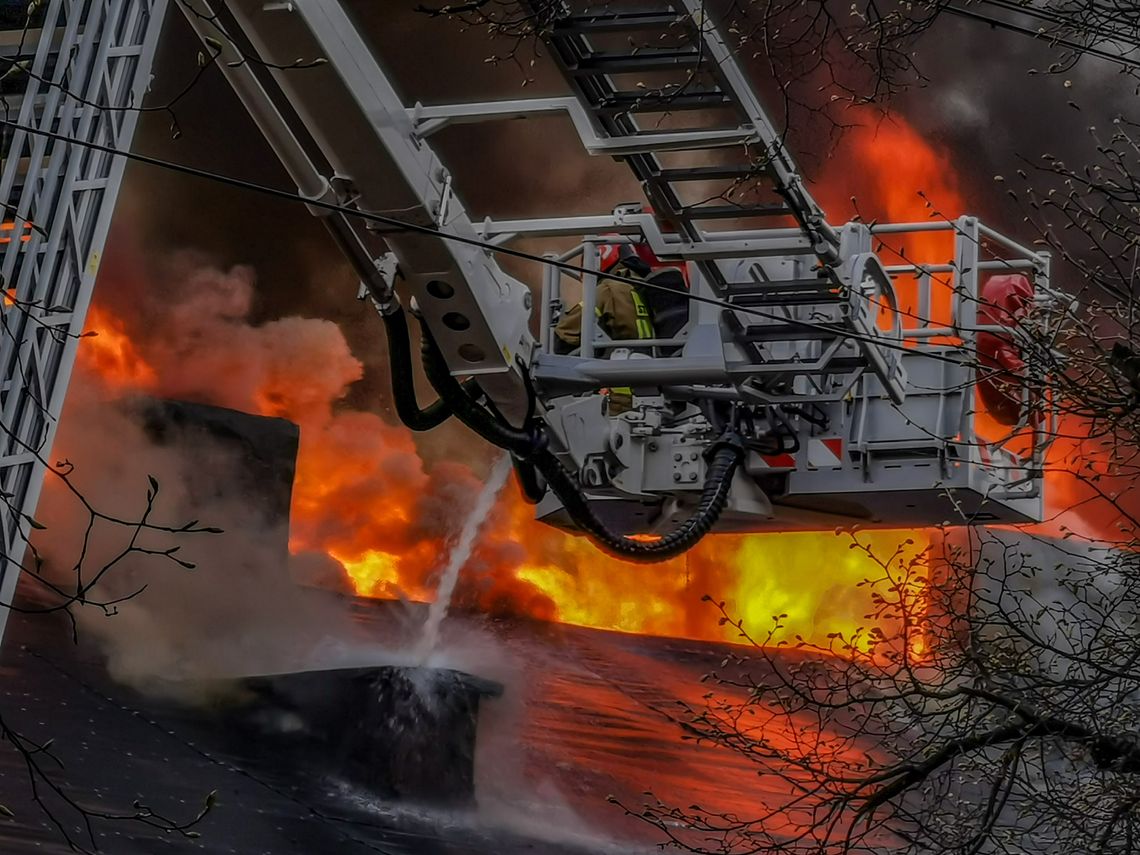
[553,263,654,352]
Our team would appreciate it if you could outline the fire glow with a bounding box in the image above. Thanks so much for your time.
[65,112,979,651]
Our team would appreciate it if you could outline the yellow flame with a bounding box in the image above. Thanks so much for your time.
[517,530,930,650]
[732,530,929,651]
[517,558,688,635]
[335,549,401,598]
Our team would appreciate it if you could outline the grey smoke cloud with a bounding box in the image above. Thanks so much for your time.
[897,13,1138,227]
[33,382,363,688]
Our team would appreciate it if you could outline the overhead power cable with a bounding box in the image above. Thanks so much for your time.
[0,118,1004,370]
[944,3,1140,71]
[974,0,1140,52]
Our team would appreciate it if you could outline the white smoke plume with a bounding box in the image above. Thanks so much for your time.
[33,380,371,687]
[29,249,429,689]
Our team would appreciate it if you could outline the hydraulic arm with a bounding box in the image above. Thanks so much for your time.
[178,0,1055,559]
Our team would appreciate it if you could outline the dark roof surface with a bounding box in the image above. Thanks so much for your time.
[0,591,810,855]
[0,601,594,854]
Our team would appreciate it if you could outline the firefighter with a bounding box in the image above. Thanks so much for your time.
[553,242,655,354]
[553,241,656,414]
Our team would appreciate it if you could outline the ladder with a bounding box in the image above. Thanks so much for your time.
[0,0,168,640]
[531,1,837,257]
[489,0,907,400]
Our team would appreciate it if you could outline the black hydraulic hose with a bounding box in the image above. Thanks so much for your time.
[511,453,548,504]
[419,329,541,452]
[529,435,744,563]
[381,304,472,431]
[416,322,744,562]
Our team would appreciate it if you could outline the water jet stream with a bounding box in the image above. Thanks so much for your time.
[417,454,513,660]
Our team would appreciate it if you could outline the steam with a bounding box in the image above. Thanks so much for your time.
[32,251,405,686]
[35,381,365,687]
[35,239,538,688]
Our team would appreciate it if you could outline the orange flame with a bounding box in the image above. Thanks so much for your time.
[814,114,1115,542]
[81,305,158,391]
[814,112,960,337]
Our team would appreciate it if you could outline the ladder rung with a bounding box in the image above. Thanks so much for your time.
[742,325,838,342]
[656,164,763,182]
[729,282,839,296]
[680,203,790,219]
[552,10,684,35]
[595,89,732,114]
[732,294,837,308]
[570,49,703,75]
[596,127,756,154]
[728,279,839,307]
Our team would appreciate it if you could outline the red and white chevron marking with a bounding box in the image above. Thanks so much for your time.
[807,438,844,469]
[756,437,845,470]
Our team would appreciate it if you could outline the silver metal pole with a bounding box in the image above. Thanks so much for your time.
[580,241,598,360]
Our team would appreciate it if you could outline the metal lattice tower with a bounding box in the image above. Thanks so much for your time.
[0,0,169,639]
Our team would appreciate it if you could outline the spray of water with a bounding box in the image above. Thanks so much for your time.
[417,454,513,661]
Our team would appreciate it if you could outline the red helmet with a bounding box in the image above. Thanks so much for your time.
[597,241,634,273]
[597,239,669,274]
[597,206,687,278]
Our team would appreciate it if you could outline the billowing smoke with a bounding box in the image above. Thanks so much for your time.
[31,231,464,686]
[894,13,1138,230]
[34,380,362,687]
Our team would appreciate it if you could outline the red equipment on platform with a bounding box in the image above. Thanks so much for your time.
[977,273,1034,426]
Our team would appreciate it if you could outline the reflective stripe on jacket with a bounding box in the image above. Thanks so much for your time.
[553,263,656,349]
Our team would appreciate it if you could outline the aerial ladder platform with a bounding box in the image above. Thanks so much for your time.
[0,0,1058,581]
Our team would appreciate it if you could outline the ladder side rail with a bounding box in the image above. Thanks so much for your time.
[1,0,95,289]
[0,0,115,461]
[0,0,71,248]
[0,0,84,404]
[17,0,119,309]
[0,0,168,637]
[673,0,838,256]
[525,1,836,258]
[206,0,533,418]
[177,1,397,305]
[0,0,88,529]
[521,1,739,299]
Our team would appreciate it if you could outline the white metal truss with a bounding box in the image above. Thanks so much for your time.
[0,0,169,638]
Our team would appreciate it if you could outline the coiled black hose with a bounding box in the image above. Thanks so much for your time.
[530,434,744,563]
[416,323,744,562]
[381,305,472,431]
[511,454,548,505]
[419,327,541,452]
